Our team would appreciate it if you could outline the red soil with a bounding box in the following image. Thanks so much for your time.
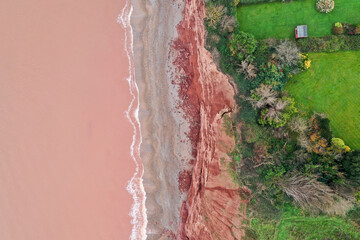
[172,0,249,239]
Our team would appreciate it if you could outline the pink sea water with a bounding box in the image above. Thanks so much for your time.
[0,0,145,239]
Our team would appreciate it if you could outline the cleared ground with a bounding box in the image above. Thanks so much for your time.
[285,51,360,149]
[237,0,360,39]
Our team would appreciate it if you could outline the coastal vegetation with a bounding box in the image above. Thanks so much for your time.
[204,0,360,238]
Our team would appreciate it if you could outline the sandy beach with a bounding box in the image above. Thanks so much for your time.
[131,0,245,239]
[0,0,137,239]
[131,0,190,238]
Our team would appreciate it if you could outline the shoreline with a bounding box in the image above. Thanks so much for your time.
[130,0,190,238]
[118,2,147,240]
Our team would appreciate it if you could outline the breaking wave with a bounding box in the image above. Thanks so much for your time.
[118,2,147,239]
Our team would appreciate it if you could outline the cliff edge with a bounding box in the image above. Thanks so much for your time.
[173,0,248,239]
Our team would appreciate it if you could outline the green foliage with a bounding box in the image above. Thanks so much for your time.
[296,35,360,52]
[303,154,344,184]
[264,165,286,181]
[247,205,360,240]
[222,114,235,137]
[332,137,345,149]
[335,22,343,28]
[341,151,360,186]
[258,97,297,128]
[251,63,285,90]
[229,31,258,62]
[356,190,360,202]
[317,116,333,141]
[347,206,360,225]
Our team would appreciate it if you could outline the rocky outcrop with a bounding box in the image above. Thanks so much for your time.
[173,0,248,239]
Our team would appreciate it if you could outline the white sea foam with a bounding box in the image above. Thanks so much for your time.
[118,2,147,240]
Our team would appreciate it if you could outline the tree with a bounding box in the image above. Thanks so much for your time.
[205,4,226,29]
[275,40,300,66]
[220,15,237,33]
[288,116,309,134]
[258,97,297,128]
[229,31,258,62]
[250,84,277,109]
[279,173,352,215]
[342,151,360,186]
[238,59,258,80]
[251,63,285,90]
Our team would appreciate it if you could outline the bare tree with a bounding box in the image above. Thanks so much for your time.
[275,40,300,66]
[220,15,237,33]
[297,133,311,150]
[279,173,353,215]
[264,98,289,122]
[250,84,277,109]
[288,116,309,134]
[238,60,258,80]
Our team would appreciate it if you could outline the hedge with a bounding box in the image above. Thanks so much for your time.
[296,35,360,53]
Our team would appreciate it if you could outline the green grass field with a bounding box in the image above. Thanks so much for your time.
[237,0,360,39]
[250,206,360,240]
[285,51,360,149]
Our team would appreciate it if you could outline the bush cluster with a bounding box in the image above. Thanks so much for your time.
[333,22,360,35]
[296,35,360,52]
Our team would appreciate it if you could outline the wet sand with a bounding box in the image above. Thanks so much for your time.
[0,0,136,239]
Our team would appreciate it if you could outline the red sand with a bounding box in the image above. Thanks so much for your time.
[0,0,134,239]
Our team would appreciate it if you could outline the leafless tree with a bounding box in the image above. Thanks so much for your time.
[238,60,258,80]
[275,40,300,66]
[279,173,353,215]
[250,84,277,109]
[297,133,311,150]
[264,98,289,122]
[288,116,309,134]
[220,15,237,33]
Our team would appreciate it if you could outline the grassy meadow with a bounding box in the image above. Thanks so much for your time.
[249,206,360,240]
[285,51,360,149]
[237,0,360,39]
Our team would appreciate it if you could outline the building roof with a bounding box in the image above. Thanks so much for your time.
[296,25,308,38]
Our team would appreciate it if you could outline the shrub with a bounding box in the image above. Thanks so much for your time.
[333,22,344,35]
[229,31,258,62]
[275,40,300,66]
[205,3,226,29]
[331,137,351,153]
[355,24,360,35]
[298,53,311,70]
[316,0,335,13]
[296,35,360,53]
[251,63,285,90]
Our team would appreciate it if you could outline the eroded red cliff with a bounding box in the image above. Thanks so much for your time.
[173,0,248,239]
